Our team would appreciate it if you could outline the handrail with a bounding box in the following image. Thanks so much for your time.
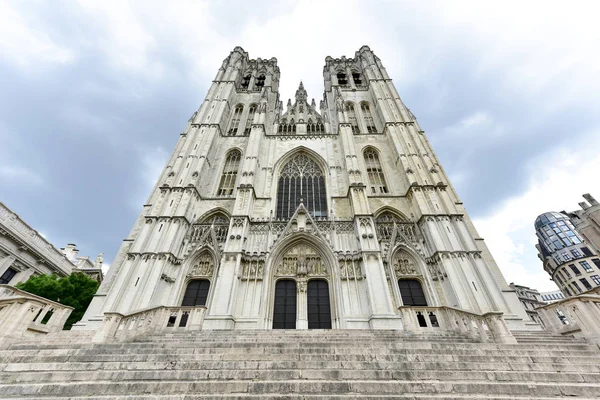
[93,305,207,343]
[398,305,516,344]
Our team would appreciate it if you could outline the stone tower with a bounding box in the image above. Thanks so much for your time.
[75,46,530,331]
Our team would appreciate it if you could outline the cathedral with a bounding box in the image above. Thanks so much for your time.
[75,46,531,332]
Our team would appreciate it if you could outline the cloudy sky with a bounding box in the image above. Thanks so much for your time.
[1,1,599,292]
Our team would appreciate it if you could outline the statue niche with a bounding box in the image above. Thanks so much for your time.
[187,252,215,278]
[392,250,419,277]
[275,244,327,277]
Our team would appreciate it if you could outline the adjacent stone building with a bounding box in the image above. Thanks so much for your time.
[76,46,532,332]
[509,283,546,325]
[0,202,103,285]
[535,211,600,297]
[564,193,600,254]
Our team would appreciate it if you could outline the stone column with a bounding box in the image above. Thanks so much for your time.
[297,279,308,329]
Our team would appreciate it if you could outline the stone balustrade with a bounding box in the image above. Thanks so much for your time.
[536,287,600,344]
[93,305,207,342]
[0,284,73,341]
[399,305,516,344]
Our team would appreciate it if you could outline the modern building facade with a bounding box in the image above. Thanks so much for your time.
[539,290,565,303]
[0,202,103,286]
[535,211,600,297]
[76,46,531,331]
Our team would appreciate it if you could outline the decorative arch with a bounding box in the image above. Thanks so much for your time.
[388,245,438,308]
[174,247,219,308]
[374,209,409,241]
[262,233,341,329]
[191,210,231,245]
[274,149,328,220]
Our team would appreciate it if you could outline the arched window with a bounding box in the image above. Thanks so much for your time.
[243,104,257,136]
[364,148,388,194]
[255,74,265,90]
[228,105,243,136]
[337,71,348,87]
[241,74,251,90]
[345,103,360,134]
[398,279,427,306]
[276,153,327,220]
[182,279,210,306]
[217,150,241,196]
[361,102,377,133]
[352,71,362,86]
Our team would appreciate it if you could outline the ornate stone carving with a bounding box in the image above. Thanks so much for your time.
[187,252,214,278]
[274,244,327,277]
[393,252,418,276]
[240,259,264,280]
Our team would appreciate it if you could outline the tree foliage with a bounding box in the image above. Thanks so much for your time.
[16,272,99,330]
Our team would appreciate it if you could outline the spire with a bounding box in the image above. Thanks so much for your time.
[295,81,307,103]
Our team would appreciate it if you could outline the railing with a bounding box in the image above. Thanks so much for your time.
[399,305,516,344]
[536,287,600,344]
[93,305,207,342]
[0,284,73,340]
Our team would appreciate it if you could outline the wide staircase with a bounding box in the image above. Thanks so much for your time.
[1,329,599,399]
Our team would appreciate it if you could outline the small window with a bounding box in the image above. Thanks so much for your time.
[564,286,572,296]
[243,104,257,136]
[580,278,593,291]
[580,260,593,272]
[572,282,582,293]
[0,268,17,284]
[581,247,593,257]
[345,103,360,134]
[592,259,600,269]
[255,74,265,90]
[569,264,581,276]
[590,275,600,285]
[563,268,572,278]
[217,150,241,196]
[361,103,377,133]
[241,74,251,89]
[337,72,348,86]
[228,105,244,136]
[352,72,362,85]
[571,249,582,258]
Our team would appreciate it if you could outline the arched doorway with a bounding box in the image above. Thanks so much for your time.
[182,279,211,306]
[307,280,332,329]
[398,279,427,306]
[273,280,297,329]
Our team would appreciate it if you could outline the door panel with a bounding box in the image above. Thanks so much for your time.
[307,280,332,329]
[273,280,297,329]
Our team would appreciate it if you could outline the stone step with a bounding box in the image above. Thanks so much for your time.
[3,359,598,373]
[2,352,598,365]
[1,379,599,397]
[6,396,596,400]
[2,368,599,384]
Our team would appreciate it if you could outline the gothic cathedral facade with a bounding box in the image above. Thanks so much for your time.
[77,46,530,331]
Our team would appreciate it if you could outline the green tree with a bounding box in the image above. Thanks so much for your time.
[16,272,99,330]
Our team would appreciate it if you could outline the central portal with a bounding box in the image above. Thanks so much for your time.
[271,242,333,329]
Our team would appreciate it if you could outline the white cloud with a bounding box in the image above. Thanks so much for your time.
[473,130,600,291]
[0,165,43,185]
[0,2,74,67]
